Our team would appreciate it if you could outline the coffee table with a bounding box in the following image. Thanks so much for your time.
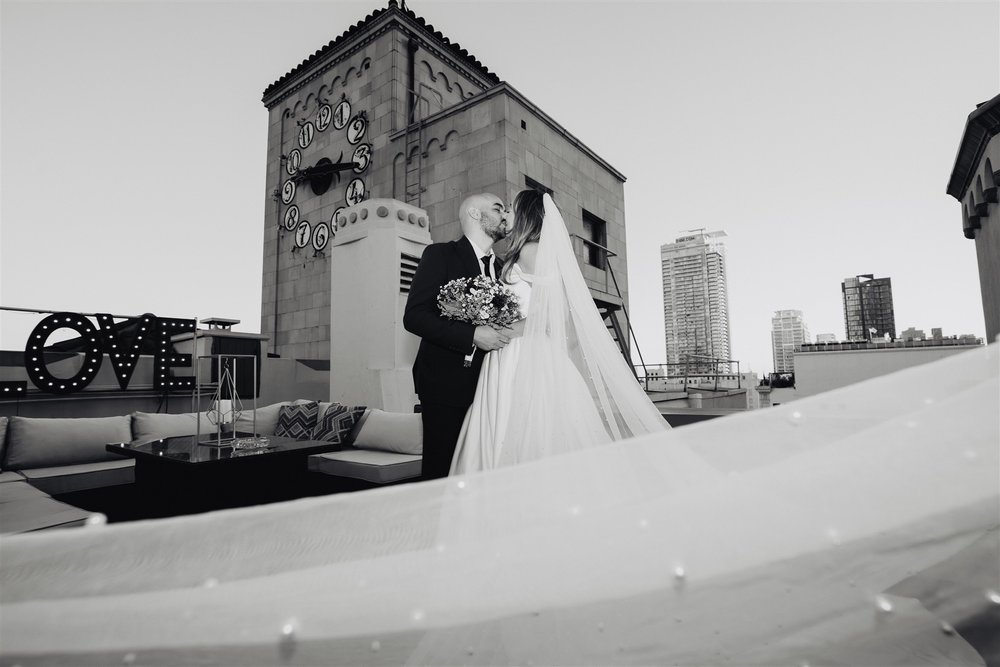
[107,434,343,517]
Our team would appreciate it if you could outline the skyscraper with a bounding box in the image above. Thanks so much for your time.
[771,310,810,373]
[661,230,731,375]
[842,274,896,341]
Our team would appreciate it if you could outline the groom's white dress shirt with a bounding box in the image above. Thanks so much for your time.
[466,237,495,280]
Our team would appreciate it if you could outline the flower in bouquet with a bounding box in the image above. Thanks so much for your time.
[437,275,521,365]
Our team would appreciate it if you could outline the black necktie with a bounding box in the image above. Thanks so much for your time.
[481,255,492,279]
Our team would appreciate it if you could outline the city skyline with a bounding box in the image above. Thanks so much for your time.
[2,1,997,374]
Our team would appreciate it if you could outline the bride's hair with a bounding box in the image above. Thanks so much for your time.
[501,189,545,282]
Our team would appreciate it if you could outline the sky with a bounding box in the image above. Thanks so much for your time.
[2,0,997,375]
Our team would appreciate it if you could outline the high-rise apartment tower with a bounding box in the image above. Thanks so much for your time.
[771,309,810,373]
[842,274,896,341]
[661,230,731,375]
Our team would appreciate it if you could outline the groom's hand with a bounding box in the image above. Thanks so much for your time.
[473,326,510,351]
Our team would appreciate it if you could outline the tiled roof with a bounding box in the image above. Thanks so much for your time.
[262,0,500,103]
[947,93,1000,200]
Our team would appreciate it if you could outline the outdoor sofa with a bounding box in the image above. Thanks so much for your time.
[0,401,422,535]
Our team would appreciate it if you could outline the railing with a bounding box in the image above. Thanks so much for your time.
[569,234,650,383]
[635,358,743,393]
[797,337,983,353]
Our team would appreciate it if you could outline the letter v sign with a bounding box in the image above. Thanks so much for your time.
[96,313,155,391]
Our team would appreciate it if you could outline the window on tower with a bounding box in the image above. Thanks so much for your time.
[581,209,608,270]
[524,175,553,195]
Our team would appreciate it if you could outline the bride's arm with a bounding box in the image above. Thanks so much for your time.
[504,242,539,339]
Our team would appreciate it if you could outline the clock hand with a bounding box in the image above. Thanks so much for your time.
[293,161,360,183]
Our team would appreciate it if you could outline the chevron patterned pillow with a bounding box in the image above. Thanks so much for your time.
[312,404,367,444]
[274,402,319,439]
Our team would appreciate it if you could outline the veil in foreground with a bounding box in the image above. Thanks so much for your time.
[1,344,998,665]
[497,194,670,465]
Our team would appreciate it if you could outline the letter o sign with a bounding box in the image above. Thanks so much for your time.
[24,313,104,394]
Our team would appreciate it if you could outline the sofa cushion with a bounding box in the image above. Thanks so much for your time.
[20,459,135,496]
[233,401,289,436]
[0,415,8,470]
[274,402,319,439]
[351,409,423,455]
[312,404,367,444]
[4,415,133,470]
[0,491,96,534]
[0,479,51,503]
[0,470,25,484]
[308,449,422,484]
[131,411,216,443]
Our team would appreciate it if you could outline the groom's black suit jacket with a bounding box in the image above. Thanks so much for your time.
[404,236,503,408]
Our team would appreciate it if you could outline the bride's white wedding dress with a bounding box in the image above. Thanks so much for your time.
[452,264,612,473]
[452,195,669,474]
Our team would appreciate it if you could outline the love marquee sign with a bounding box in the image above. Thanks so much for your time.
[1,312,199,396]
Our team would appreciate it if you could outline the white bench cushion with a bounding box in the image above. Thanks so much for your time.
[0,470,25,484]
[0,494,95,534]
[0,479,50,503]
[19,459,135,496]
[308,449,421,484]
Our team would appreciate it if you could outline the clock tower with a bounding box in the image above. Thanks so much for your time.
[261,1,631,363]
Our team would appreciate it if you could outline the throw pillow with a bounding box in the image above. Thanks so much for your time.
[274,402,319,439]
[312,404,368,444]
[352,409,423,455]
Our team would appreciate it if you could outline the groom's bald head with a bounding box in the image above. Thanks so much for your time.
[460,193,508,243]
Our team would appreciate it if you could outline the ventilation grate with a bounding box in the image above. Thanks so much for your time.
[400,253,420,293]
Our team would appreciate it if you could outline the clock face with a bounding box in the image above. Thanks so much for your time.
[278,96,370,257]
[345,178,365,207]
[333,100,351,130]
[316,104,332,132]
[281,179,296,205]
[295,221,312,248]
[312,222,330,251]
[286,149,301,175]
[352,144,371,173]
[298,122,315,149]
[283,205,300,231]
[346,115,367,145]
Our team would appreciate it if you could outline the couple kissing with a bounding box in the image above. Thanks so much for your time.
[404,189,669,481]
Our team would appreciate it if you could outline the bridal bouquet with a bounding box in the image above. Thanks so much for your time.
[437,275,520,366]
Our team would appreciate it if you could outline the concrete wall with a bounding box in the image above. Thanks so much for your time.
[793,346,980,399]
[328,199,430,412]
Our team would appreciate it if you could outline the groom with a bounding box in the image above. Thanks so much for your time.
[404,193,512,480]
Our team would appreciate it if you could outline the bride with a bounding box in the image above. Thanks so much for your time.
[451,190,670,474]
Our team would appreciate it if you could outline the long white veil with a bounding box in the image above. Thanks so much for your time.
[1,347,998,664]
[498,194,669,466]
